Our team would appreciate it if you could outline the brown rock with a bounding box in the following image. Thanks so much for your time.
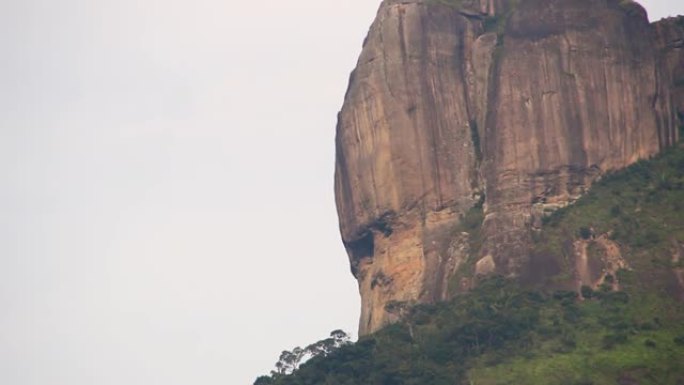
[335,0,485,335]
[479,0,678,276]
[654,16,684,127]
[335,0,680,335]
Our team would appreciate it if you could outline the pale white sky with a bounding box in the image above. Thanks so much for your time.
[0,1,681,384]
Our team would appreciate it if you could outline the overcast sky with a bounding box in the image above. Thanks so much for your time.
[0,1,682,385]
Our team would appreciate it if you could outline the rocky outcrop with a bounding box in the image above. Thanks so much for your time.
[477,0,679,278]
[335,0,487,335]
[335,0,681,335]
[574,232,628,294]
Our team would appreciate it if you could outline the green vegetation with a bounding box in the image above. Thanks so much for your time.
[428,0,517,41]
[468,286,684,385]
[429,0,477,9]
[483,13,508,38]
[256,277,684,385]
[533,144,684,289]
[445,193,485,294]
[482,0,519,39]
[256,145,684,385]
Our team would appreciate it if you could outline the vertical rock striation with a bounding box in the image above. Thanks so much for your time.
[477,0,677,277]
[335,0,680,335]
[335,0,486,335]
[654,16,684,127]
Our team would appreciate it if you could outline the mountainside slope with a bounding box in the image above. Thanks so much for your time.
[334,0,683,334]
[257,143,684,385]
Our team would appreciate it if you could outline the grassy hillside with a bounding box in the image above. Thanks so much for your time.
[529,144,684,294]
[255,144,684,385]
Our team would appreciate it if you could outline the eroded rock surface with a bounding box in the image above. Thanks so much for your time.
[574,233,629,294]
[335,0,487,335]
[335,0,680,334]
[478,0,678,277]
[654,16,684,124]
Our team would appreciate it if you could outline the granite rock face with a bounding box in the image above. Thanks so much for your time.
[335,0,681,335]
[654,16,684,124]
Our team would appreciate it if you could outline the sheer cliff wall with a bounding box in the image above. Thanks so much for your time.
[334,0,682,335]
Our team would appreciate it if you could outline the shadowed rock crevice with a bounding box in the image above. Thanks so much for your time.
[345,231,374,279]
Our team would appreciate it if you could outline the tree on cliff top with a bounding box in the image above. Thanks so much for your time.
[264,330,352,380]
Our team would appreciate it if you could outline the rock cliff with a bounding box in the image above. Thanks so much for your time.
[335,0,682,335]
[654,16,684,124]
